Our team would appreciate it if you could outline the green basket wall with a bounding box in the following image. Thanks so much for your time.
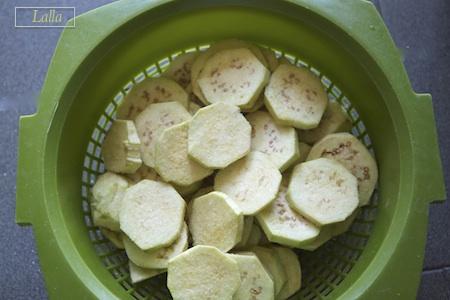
[80,45,378,299]
[16,1,445,300]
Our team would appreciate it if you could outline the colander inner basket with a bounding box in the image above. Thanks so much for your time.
[80,45,379,300]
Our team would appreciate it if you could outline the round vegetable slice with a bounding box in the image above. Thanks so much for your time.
[189,191,244,252]
[119,180,185,250]
[247,111,299,171]
[126,164,202,196]
[100,228,124,249]
[298,226,333,251]
[190,52,210,103]
[117,77,188,120]
[228,253,275,300]
[186,186,213,221]
[188,102,251,168]
[299,210,360,251]
[264,64,328,129]
[167,245,240,300]
[215,151,282,215]
[123,223,188,269]
[129,261,165,284]
[155,121,213,186]
[260,47,279,72]
[191,39,269,103]
[91,172,129,231]
[307,132,378,206]
[135,102,191,168]
[163,52,198,88]
[298,101,352,144]
[251,246,287,296]
[256,183,319,247]
[207,39,268,67]
[102,120,142,174]
[234,216,255,249]
[198,48,270,109]
[330,208,360,237]
[287,158,359,225]
[272,247,301,299]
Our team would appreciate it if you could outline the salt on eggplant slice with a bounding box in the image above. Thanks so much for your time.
[215,151,282,215]
[123,223,188,269]
[167,245,241,300]
[188,102,251,169]
[91,172,129,231]
[163,52,198,88]
[117,77,188,120]
[264,64,328,129]
[198,48,270,109]
[155,121,213,186]
[191,39,269,103]
[247,111,299,171]
[188,191,244,252]
[135,101,191,168]
[287,158,359,226]
[298,101,352,144]
[256,183,319,247]
[119,180,185,250]
[307,132,378,206]
[228,252,275,300]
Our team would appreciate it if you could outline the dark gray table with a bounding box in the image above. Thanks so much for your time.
[1,0,449,299]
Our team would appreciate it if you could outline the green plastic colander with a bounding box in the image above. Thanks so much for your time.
[16,0,446,299]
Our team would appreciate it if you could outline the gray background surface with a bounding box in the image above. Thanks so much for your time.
[1,0,449,299]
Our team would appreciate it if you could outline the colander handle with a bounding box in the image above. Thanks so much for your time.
[411,93,446,204]
[16,114,41,225]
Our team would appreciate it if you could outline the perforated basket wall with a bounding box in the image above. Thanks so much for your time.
[80,44,378,300]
